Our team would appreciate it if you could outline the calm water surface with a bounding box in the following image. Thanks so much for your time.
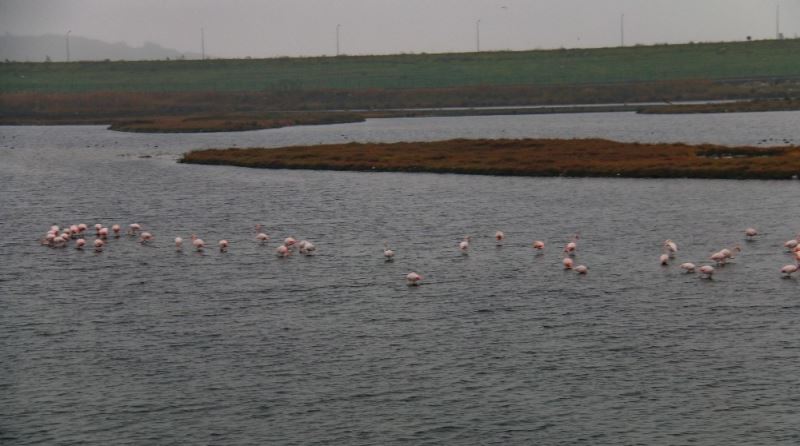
[1,112,799,445]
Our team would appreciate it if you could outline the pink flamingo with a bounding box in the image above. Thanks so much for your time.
[75,238,86,249]
[128,223,141,236]
[43,232,56,246]
[562,257,573,270]
[174,237,183,250]
[719,245,741,260]
[139,232,153,244]
[298,240,315,255]
[784,234,800,251]
[406,272,422,286]
[93,239,105,252]
[218,240,229,252]
[744,227,758,239]
[69,225,79,236]
[574,264,588,274]
[495,231,505,245]
[563,234,579,255]
[383,243,395,261]
[111,224,121,237]
[698,265,714,279]
[710,251,727,265]
[191,234,205,251]
[94,223,102,236]
[664,239,678,257]
[532,240,545,251]
[99,227,109,239]
[256,232,269,243]
[284,237,297,249]
[781,264,798,277]
[459,236,470,253]
[660,253,670,266]
[680,262,696,273]
[77,223,87,234]
[276,245,290,257]
[53,235,67,248]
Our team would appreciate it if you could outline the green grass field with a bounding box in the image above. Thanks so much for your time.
[2,39,800,93]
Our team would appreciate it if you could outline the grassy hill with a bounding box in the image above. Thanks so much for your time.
[2,39,800,93]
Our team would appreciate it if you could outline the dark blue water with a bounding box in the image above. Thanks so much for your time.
[1,113,799,444]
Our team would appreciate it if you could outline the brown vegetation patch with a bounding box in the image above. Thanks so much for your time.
[106,113,364,133]
[180,139,800,179]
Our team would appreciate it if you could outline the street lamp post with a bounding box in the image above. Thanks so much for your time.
[336,24,341,56]
[476,19,481,52]
[66,30,71,62]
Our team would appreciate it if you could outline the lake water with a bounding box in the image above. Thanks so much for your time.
[1,112,799,445]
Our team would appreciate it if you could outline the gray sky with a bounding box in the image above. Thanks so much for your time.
[1,0,797,57]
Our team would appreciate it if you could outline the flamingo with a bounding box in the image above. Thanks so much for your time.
[297,240,315,255]
[562,257,573,270]
[77,223,87,234]
[284,237,297,249]
[406,272,422,286]
[680,262,696,273]
[256,232,269,243]
[174,237,183,250]
[495,231,505,245]
[276,245,290,257]
[69,225,79,236]
[574,265,588,274]
[719,245,741,260]
[532,240,545,251]
[218,240,229,252]
[98,227,109,239]
[94,223,102,236]
[75,238,86,249]
[383,243,395,261]
[53,235,66,248]
[564,234,579,255]
[664,239,678,256]
[784,235,800,251]
[745,227,758,239]
[710,251,727,265]
[93,239,105,252]
[660,253,670,266]
[780,264,798,277]
[43,232,56,246]
[191,234,205,251]
[459,236,471,253]
[111,224,121,237]
[698,265,714,279]
[128,223,141,236]
[139,232,153,244]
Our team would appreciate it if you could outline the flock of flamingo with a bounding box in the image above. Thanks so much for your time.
[39,223,800,286]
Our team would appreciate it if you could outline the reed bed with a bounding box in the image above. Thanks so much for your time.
[181,139,800,180]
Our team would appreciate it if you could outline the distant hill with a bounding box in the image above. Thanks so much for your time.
[0,34,203,62]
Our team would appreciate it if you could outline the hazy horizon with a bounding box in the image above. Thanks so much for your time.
[1,0,798,59]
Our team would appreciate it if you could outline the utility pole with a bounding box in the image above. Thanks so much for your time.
[66,30,71,62]
[620,14,625,47]
[336,24,341,56]
[476,19,481,52]
[201,27,205,60]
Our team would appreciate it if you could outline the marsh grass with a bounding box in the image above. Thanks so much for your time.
[181,139,800,180]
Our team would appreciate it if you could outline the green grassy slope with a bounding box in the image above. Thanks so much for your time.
[2,40,799,93]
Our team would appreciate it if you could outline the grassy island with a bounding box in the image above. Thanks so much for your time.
[180,139,800,180]
[638,99,800,115]
[106,112,365,133]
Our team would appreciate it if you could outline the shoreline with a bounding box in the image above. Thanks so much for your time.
[180,138,800,180]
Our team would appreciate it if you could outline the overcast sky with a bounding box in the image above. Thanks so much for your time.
[1,0,797,57]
